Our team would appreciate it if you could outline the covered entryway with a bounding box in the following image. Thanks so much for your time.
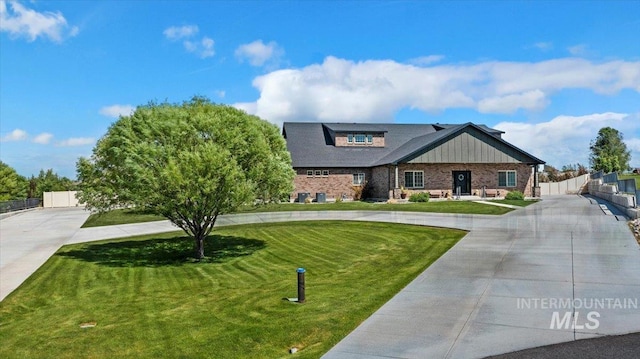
[452,171,471,195]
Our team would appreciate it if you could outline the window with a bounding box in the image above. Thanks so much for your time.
[346,133,374,145]
[404,171,424,188]
[353,173,365,185]
[498,170,517,187]
[307,169,329,178]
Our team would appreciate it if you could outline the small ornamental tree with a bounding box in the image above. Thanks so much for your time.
[77,97,295,260]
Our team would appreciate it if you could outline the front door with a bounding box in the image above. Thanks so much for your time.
[452,171,471,195]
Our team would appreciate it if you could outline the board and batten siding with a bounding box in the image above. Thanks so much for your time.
[408,131,525,164]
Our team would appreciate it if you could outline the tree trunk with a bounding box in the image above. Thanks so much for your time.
[194,235,205,261]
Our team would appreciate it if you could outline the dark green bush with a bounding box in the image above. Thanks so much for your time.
[409,192,430,202]
[505,191,524,200]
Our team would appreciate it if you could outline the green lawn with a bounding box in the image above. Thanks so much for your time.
[82,200,514,228]
[0,221,465,359]
[492,199,539,207]
[81,208,166,228]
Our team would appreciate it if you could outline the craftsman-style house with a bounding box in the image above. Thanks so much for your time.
[283,122,545,201]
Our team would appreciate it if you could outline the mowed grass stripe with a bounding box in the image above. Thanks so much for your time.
[0,221,465,359]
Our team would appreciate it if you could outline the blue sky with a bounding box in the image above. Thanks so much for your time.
[1,0,639,178]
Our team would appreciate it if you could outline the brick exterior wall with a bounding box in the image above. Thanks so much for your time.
[394,163,534,198]
[291,163,535,200]
[335,133,385,147]
[292,168,372,201]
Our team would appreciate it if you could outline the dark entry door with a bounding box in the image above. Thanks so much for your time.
[452,171,471,195]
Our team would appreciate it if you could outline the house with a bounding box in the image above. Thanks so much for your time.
[283,122,545,201]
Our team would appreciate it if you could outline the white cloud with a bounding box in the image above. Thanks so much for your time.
[626,138,640,153]
[238,56,640,127]
[214,90,226,98]
[407,55,445,66]
[1,128,27,142]
[568,44,587,56]
[99,104,135,118]
[163,25,198,41]
[0,0,78,43]
[56,137,95,147]
[32,132,53,144]
[232,102,257,115]
[164,24,214,59]
[235,40,283,67]
[184,36,214,58]
[532,42,553,51]
[495,113,639,167]
[477,89,548,114]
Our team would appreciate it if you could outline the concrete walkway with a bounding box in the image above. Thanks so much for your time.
[1,196,639,358]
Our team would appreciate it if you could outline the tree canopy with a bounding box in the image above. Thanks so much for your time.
[0,162,76,201]
[0,161,27,201]
[589,127,631,173]
[77,97,295,259]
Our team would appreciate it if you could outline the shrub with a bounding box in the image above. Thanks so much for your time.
[409,192,430,202]
[352,181,368,201]
[505,191,524,200]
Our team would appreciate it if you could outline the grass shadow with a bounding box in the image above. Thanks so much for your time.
[58,235,266,267]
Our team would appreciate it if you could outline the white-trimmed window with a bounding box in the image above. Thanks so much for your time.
[498,170,517,187]
[315,170,322,177]
[307,170,313,177]
[322,170,329,177]
[404,171,424,188]
[353,173,365,186]
[346,133,374,145]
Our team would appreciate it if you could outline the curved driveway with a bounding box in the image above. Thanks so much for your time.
[1,195,639,358]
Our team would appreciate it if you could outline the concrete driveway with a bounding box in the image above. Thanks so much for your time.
[1,196,638,358]
[322,195,640,358]
[0,207,90,302]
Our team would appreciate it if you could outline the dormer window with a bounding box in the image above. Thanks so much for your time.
[347,133,373,144]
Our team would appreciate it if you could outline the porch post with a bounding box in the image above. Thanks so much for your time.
[533,164,540,197]
[394,165,399,189]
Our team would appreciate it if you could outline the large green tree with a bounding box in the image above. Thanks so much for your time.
[0,161,27,201]
[589,127,631,173]
[77,97,295,259]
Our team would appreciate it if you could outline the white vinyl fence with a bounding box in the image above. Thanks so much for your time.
[43,191,83,208]
[539,174,590,196]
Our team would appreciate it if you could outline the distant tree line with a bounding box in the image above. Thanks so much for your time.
[538,163,589,183]
[0,161,76,201]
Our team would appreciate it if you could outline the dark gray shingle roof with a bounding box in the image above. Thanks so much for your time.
[283,122,544,168]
